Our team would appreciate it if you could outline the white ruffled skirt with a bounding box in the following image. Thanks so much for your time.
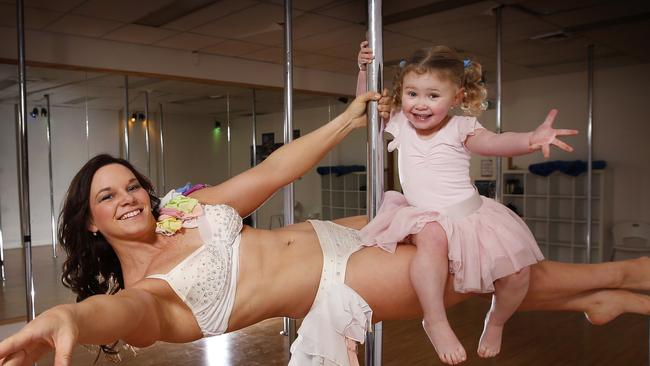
[289,220,372,366]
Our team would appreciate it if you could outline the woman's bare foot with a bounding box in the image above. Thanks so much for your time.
[621,256,650,291]
[477,317,503,358]
[423,319,466,365]
[584,289,650,325]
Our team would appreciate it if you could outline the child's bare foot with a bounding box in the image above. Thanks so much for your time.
[477,320,503,358]
[422,319,466,365]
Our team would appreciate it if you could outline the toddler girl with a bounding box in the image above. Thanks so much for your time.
[357,42,578,365]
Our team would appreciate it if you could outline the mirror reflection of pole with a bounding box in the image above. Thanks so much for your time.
[366,0,383,364]
[158,103,166,194]
[85,72,90,159]
[251,88,258,228]
[281,0,298,346]
[123,76,130,161]
[16,0,36,321]
[494,6,503,203]
[144,90,151,177]
[586,45,594,264]
[45,94,57,258]
[226,92,232,178]
[0,190,5,281]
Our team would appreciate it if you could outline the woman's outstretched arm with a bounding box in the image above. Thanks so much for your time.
[189,92,379,218]
[0,282,200,366]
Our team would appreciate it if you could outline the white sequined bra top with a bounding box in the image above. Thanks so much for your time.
[147,204,243,336]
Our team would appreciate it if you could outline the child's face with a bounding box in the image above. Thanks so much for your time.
[401,70,462,135]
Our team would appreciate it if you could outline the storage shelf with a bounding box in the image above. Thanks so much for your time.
[546,241,573,248]
[321,172,367,220]
[503,170,605,263]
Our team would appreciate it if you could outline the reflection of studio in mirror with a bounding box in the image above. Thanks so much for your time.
[252,129,300,165]
[0,62,341,329]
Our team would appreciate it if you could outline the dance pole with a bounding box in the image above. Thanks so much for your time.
[280,0,298,345]
[366,0,383,364]
[16,0,36,321]
[84,75,90,158]
[158,103,166,193]
[144,91,151,176]
[45,94,57,258]
[250,89,258,228]
[0,191,5,281]
[226,93,232,178]
[123,76,130,160]
[494,6,503,203]
[586,45,594,264]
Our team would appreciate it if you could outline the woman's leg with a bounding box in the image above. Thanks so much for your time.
[521,257,650,309]
[477,267,530,358]
[348,245,650,323]
[411,222,466,365]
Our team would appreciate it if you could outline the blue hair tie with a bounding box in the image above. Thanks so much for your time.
[463,59,471,68]
[399,59,406,68]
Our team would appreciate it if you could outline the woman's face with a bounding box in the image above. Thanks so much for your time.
[88,163,154,240]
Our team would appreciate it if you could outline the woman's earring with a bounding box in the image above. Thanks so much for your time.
[92,231,98,237]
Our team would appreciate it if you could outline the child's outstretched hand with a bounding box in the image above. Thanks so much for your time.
[358,41,373,71]
[529,109,579,158]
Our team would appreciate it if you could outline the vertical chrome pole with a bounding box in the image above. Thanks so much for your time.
[281,0,298,346]
[251,88,258,228]
[158,103,166,194]
[123,76,130,160]
[84,73,90,158]
[226,93,232,177]
[16,0,36,321]
[45,94,57,258]
[366,0,383,365]
[144,91,151,176]
[586,45,594,263]
[494,6,503,203]
[0,191,5,281]
[327,100,333,221]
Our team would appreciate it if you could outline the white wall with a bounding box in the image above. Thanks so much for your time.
[476,62,650,225]
[0,104,121,248]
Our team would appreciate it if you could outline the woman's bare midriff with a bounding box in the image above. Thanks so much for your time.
[226,219,466,331]
[226,221,324,331]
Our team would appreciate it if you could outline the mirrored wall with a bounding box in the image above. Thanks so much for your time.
[0,62,352,323]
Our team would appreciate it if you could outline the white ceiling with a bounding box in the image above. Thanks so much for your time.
[0,0,648,117]
[0,0,646,77]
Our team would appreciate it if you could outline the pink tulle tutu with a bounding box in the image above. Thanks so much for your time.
[360,191,544,293]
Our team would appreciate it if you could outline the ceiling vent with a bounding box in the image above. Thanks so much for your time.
[529,30,571,43]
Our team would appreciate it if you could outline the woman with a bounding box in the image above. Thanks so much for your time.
[0,92,649,366]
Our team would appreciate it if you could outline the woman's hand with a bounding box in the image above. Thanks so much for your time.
[0,306,79,366]
[358,41,373,71]
[529,109,579,158]
[344,91,382,129]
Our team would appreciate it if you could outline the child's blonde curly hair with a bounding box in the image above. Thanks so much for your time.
[391,45,487,117]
